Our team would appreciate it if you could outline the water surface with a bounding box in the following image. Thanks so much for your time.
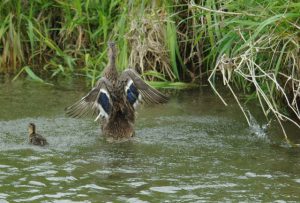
[0,80,300,202]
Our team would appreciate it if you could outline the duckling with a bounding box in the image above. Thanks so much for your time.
[65,42,168,140]
[28,123,48,146]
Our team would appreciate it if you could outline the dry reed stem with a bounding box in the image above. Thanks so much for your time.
[126,13,175,80]
[209,46,300,146]
[190,0,256,17]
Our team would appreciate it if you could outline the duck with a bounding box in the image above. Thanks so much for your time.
[65,42,168,140]
[28,123,48,146]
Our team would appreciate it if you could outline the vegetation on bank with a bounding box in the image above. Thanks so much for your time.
[0,0,300,143]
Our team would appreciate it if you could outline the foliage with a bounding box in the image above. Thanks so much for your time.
[0,0,198,86]
[197,0,300,144]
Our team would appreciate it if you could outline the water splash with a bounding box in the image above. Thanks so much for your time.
[246,110,270,141]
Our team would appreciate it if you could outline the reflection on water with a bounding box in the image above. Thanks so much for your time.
[0,80,300,202]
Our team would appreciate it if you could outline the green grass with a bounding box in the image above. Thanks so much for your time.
[0,0,193,86]
[0,0,299,93]
[1,1,298,86]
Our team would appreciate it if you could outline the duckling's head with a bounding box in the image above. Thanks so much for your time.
[28,123,36,135]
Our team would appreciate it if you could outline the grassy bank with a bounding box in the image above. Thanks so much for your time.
[0,1,192,85]
[1,0,300,142]
[200,0,300,144]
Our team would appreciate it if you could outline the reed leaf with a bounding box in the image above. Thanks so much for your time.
[13,66,45,83]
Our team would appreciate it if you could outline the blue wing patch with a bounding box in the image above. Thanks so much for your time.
[127,82,139,105]
[98,91,110,115]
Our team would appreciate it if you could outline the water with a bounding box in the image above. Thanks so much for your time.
[0,80,300,202]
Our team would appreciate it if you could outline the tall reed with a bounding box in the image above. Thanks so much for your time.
[0,0,194,86]
[192,0,300,144]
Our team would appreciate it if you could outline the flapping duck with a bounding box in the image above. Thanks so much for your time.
[65,42,168,140]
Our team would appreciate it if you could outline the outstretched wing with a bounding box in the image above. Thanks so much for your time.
[65,77,112,120]
[120,69,168,107]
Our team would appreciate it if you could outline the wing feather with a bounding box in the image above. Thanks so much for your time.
[65,78,112,119]
[120,69,168,104]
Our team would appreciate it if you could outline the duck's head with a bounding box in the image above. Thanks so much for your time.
[28,123,36,135]
[107,41,117,62]
[108,41,116,51]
